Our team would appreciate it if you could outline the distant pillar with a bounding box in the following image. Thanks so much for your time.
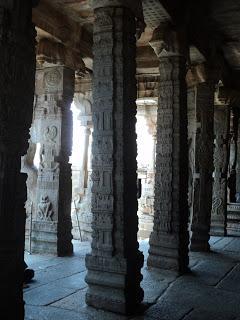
[235,116,240,202]
[211,104,230,236]
[147,24,189,273]
[190,79,216,251]
[31,64,75,256]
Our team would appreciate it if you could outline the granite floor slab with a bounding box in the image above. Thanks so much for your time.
[24,237,240,320]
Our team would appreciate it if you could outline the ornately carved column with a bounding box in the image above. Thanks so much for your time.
[0,2,36,319]
[190,80,216,251]
[147,25,189,273]
[31,65,74,256]
[85,0,144,314]
[235,115,240,202]
[211,104,230,235]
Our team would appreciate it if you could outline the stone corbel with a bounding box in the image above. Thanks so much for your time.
[37,38,86,74]
[92,0,146,38]
[149,22,187,58]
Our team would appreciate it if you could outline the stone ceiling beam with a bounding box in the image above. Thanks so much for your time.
[32,0,93,60]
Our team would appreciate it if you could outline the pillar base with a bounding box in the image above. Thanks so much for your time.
[211,217,226,237]
[147,232,189,273]
[210,225,226,237]
[31,221,73,256]
[190,224,210,252]
[85,253,144,315]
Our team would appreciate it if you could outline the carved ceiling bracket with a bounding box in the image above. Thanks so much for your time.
[37,38,86,74]
[149,22,188,58]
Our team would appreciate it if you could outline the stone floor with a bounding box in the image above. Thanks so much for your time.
[25,237,240,320]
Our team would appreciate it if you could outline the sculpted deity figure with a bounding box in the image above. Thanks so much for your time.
[37,195,54,221]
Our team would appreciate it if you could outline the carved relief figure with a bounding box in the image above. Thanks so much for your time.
[37,195,54,221]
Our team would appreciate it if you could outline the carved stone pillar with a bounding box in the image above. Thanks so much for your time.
[137,103,157,239]
[190,80,215,251]
[72,92,93,241]
[74,93,92,195]
[30,65,75,256]
[147,25,189,273]
[235,116,240,202]
[188,87,196,221]
[211,104,230,236]
[85,0,144,314]
[228,107,239,202]
[0,2,36,319]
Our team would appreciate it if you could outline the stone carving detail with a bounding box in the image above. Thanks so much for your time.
[37,195,54,221]
[211,105,230,235]
[44,126,58,143]
[190,81,216,251]
[147,25,189,273]
[85,4,143,314]
[23,65,75,256]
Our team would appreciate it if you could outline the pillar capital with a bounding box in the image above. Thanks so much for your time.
[37,38,86,74]
[150,23,187,58]
[92,0,145,38]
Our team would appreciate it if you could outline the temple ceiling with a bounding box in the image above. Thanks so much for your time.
[33,0,240,90]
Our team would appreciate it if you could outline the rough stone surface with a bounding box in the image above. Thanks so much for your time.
[24,237,240,320]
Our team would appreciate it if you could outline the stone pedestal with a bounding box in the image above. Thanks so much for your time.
[85,1,144,314]
[147,25,189,273]
[235,116,240,202]
[227,203,240,236]
[211,105,230,236]
[30,66,74,256]
[0,2,36,319]
[190,81,215,252]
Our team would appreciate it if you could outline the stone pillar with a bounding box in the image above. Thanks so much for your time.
[0,2,36,319]
[211,104,230,236]
[31,65,74,256]
[137,104,157,239]
[85,0,144,314]
[72,92,93,241]
[190,81,215,251]
[188,87,196,221]
[74,93,92,195]
[235,116,240,202]
[147,25,189,273]
[228,107,239,202]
